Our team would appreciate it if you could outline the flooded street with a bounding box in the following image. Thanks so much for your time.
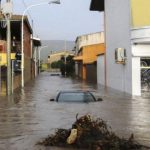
[0,72,150,150]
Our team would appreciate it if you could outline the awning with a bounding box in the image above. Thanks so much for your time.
[90,0,104,11]
[73,56,83,61]
[32,37,41,47]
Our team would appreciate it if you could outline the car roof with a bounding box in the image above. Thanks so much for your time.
[56,90,96,102]
[58,90,91,93]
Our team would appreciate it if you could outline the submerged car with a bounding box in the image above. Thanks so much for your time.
[50,91,103,103]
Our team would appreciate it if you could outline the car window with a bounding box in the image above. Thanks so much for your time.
[57,92,95,102]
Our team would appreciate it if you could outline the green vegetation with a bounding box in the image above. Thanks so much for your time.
[51,55,75,76]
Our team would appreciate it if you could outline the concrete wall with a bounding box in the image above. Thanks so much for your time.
[97,55,105,85]
[132,57,141,95]
[132,44,150,57]
[82,44,105,64]
[75,32,104,52]
[105,0,133,94]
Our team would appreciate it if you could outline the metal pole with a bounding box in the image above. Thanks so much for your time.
[38,48,40,74]
[34,47,37,77]
[21,15,24,87]
[6,14,12,95]
[11,60,14,94]
[38,46,48,74]
[64,40,66,77]
[0,59,1,94]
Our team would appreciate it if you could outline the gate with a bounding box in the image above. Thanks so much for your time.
[141,58,150,91]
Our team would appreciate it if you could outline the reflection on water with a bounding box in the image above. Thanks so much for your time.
[0,72,150,149]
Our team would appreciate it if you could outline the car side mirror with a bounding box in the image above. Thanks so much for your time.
[50,98,55,101]
[97,98,103,101]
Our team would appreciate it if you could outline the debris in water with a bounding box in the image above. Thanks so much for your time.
[67,128,78,144]
[38,114,150,150]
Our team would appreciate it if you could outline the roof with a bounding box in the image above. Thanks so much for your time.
[90,0,104,11]
[97,52,105,56]
[0,14,32,33]
[32,37,41,46]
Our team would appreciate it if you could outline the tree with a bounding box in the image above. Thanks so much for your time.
[66,55,75,76]
[50,55,75,76]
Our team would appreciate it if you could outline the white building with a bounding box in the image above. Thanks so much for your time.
[90,0,150,96]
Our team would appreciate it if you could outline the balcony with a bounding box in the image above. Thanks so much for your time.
[131,26,150,44]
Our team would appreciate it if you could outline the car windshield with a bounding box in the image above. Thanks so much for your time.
[57,92,95,102]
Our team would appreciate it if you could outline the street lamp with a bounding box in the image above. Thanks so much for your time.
[21,0,60,87]
[38,46,48,74]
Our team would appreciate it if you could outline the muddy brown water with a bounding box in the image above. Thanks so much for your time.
[0,72,150,150]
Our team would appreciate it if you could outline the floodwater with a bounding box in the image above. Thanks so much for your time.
[0,72,150,150]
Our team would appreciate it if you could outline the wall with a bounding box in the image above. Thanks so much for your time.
[24,23,32,83]
[105,0,133,94]
[13,74,21,89]
[97,55,105,85]
[78,62,83,79]
[132,44,150,57]
[82,44,105,64]
[75,32,104,52]
[24,57,31,83]
[24,23,31,57]
[131,0,150,28]
[86,64,97,83]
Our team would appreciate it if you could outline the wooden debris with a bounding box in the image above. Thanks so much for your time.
[38,114,150,150]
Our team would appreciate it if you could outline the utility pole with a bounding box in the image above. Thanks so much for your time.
[64,40,67,77]
[0,56,1,94]
[6,3,11,95]
[1,0,13,95]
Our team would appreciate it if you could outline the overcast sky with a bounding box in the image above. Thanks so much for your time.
[11,0,103,41]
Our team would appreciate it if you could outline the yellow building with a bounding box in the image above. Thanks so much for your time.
[74,43,105,81]
[131,0,150,27]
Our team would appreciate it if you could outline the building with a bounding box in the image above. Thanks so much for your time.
[90,0,150,96]
[74,32,105,82]
[0,15,40,94]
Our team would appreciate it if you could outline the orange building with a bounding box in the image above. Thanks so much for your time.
[74,43,105,82]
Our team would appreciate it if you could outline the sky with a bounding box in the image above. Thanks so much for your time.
[8,0,103,41]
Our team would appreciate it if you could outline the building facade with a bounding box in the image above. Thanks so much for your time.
[90,0,150,96]
[0,15,40,94]
[74,32,105,82]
